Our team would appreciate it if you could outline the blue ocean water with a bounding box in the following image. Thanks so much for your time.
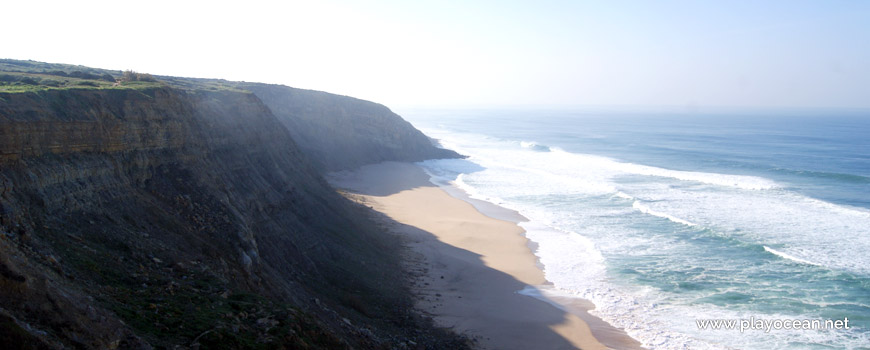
[401,108,870,350]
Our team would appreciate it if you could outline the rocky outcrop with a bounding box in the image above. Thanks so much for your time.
[0,86,467,349]
[236,83,462,171]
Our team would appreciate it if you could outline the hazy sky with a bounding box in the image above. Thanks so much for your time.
[4,0,869,109]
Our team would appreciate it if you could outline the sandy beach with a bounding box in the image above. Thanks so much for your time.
[330,162,643,350]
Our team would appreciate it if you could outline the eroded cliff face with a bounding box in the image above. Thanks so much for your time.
[0,87,461,349]
[236,83,462,172]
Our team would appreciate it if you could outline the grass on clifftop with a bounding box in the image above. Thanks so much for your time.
[0,71,167,93]
[0,59,250,94]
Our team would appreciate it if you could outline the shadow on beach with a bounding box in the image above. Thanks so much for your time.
[330,161,644,350]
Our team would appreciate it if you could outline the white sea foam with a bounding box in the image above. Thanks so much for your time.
[520,141,551,152]
[414,126,869,350]
[763,246,822,266]
[454,173,507,204]
[613,191,635,200]
[471,190,866,350]
[515,285,569,312]
[630,185,870,275]
[496,206,723,350]
[632,200,699,227]
[420,128,864,270]
[547,148,780,191]
[617,162,780,190]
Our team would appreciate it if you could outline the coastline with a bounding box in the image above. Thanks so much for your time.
[330,162,643,350]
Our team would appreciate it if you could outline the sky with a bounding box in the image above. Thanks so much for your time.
[3,0,869,109]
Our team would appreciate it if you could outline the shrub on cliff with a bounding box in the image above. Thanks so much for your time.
[120,70,157,82]
[99,73,116,82]
[18,77,39,85]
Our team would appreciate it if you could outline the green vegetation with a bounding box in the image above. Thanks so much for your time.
[0,59,115,79]
[0,59,248,93]
[120,70,157,82]
[0,71,164,93]
[0,60,174,93]
[161,75,253,93]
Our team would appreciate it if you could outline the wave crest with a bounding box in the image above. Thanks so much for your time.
[520,141,551,152]
[763,246,822,266]
[632,201,699,227]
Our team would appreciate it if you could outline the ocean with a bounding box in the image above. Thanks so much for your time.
[400,108,870,350]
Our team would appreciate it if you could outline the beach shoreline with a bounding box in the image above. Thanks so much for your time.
[330,161,643,350]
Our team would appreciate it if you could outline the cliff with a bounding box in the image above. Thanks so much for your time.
[234,83,462,172]
[0,78,467,349]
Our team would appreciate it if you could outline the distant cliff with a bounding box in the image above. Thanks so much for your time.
[235,83,462,172]
[0,72,467,349]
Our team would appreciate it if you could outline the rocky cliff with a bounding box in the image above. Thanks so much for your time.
[234,83,461,172]
[0,81,466,349]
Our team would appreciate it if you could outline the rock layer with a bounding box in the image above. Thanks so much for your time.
[0,86,466,349]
